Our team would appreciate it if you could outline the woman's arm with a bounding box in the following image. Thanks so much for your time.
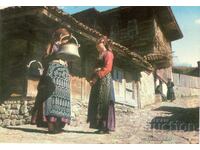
[41,43,54,68]
[43,43,53,59]
[96,51,114,79]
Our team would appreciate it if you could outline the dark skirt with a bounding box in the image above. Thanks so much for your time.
[167,88,176,100]
[31,62,71,128]
[87,73,115,131]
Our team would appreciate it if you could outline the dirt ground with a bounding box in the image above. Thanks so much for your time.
[0,98,199,144]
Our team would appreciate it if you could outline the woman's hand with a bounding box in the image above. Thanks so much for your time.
[89,80,93,86]
[94,68,101,72]
[89,77,97,86]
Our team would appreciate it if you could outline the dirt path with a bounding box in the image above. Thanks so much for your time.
[0,98,199,144]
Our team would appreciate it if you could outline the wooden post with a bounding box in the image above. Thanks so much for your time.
[0,12,3,97]
[136,81,141,109]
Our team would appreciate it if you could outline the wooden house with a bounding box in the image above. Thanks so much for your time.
[74,6,183,101]
[0,6,182,109]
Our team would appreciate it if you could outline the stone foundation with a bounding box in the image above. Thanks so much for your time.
[0,97,35,127]
[0,97,137,127]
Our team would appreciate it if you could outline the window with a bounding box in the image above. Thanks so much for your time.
[113,67,123,83]
[113,67,124,100]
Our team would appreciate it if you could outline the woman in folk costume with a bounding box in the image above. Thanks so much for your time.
[167,78,176,102]
[87,36,115,134]
[31,28,72,134]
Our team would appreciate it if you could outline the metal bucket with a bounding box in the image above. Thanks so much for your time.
[27,60,44,77]
[56,35,80,62]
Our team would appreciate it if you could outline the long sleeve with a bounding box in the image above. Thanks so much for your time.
[96,51,114,79]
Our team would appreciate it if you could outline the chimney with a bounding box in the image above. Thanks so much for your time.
[198,61,200,77]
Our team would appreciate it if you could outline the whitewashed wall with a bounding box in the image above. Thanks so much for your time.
[138,72,155,108]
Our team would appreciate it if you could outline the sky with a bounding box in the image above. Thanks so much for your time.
[171,6,200,67]
[61,6,200,67]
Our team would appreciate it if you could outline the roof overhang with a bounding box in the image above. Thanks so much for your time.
[0,6,153,72]
[156,6,183,41]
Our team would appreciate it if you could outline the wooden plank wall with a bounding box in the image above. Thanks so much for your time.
[173,73,200,89]
[113,67,138,107]
[153,18,172,53]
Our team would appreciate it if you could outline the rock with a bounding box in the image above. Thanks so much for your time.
[1,104,5,107]
[2,119,11,127]
[24,113,30,117]
[122,108,128,113]
[5,114,9,119]
[27,107,33,112]
[10,119,16,126]
[0,119,2,125]
[12,101,16,104]
[25,116,31,123]
[7,110,12,115]
[21,119,26,124]
[21,101,27,105]
[11,104,20,110]
[10,115,17,120]
[18,115,24,119]
[0,106,5,114]
[0,114,9,119]
[73,107,80,116]
[71,112,76,119]
[4,104,11,110]
[3,101,8,105]
[11,110,19,115]
[15,120,21,125]
[189,137,199,144]
[19,105,28,115]
[19,120,24,125]
[27,101,35,105]
[16,101,21,104]
[0,114,6,119]
[127,108,134,113]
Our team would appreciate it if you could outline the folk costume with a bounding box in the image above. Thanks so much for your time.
[87,50,115,132]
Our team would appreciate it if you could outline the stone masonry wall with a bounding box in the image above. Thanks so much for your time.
[0,97,136,127]
[0,97,35,127]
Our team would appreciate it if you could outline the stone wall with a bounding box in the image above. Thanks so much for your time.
[0,96,137,127]
[0,96,86,127]
[0,97,34,127]
[138,72,156,108]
